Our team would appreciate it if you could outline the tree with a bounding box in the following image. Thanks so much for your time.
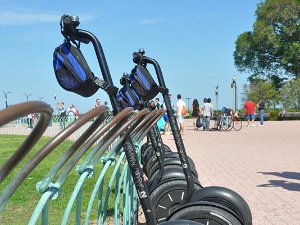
[241,80,280,108]
[280,78,300,110]
[234,0,300,79]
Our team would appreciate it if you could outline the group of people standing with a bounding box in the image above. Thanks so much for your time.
[191,98,214,131]
[57,102,80,129]
[244,99,265,127]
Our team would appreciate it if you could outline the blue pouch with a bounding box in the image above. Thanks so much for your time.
[129,65,159,101]
[53,42,100,97]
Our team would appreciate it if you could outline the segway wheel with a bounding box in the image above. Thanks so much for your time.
[160,220,204,225]
[168,201,242,225]
[190,186,252,225]
[150,180,202,223]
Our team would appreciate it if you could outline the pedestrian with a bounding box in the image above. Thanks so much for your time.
[74,106,80,119]
[149,100,156,111]
[48,104,54,127]
[27,113,33,129]
[162,94,172,135]
[257,100,265,126]
[191,98,201,130]
[202,98,214,131]
[155,97,162,109]
[244,99,256,127]
[278,108,286,120]
[58,102,66,129]
[176,94,186,135]
[94,99,101,108]
[67,104,77,124]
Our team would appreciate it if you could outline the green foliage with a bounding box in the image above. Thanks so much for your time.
[241,80,280,108]
[234,0,300,79]
[280,78,300,109]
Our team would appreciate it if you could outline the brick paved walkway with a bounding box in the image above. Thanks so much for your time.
[161,119,300,225]
[1,119,299,224]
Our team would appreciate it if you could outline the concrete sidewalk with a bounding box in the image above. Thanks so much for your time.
[161,119,300,225]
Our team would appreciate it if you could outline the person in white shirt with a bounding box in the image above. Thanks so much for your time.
[67,104,77,124]
[94,99,101,108]
[202,98,214,131]
[176,94,186,134]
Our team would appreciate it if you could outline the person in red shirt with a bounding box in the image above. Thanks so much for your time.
[244,99,256,127]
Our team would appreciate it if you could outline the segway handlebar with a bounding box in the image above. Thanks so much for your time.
[132,50,195,203]
[60,15,121,115]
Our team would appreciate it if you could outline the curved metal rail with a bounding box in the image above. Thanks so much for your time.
[0,102,165,224]
[0,101,52,183]
[0,104,109,211]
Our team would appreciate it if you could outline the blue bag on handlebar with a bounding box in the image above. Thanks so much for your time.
[117,85,141,110]
[129,65,159,101]
[53,42,100,97]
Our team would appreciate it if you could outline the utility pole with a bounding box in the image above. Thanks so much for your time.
[185,97,191,111]
[37,95,44,101]
[1,90,11,108]
[24,93,32,102]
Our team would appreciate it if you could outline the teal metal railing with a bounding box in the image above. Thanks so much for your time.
[0,101,165,225]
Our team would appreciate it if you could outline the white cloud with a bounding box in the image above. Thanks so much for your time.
[0,11,59,25]
[0,11,95,26]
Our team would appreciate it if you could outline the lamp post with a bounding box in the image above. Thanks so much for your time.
[1,90,11,108]
[231,76,237,111]
[185,97,191,111]
[215,85,219,111]
[37,95,44,101]
[24,93,32,102]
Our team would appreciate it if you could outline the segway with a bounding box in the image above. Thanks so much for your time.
[129,50,252,225]
[55,14,203,225]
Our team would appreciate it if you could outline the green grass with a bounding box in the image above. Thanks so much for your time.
[0,134,122,225]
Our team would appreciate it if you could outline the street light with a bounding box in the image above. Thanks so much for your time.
[215,85,219,111]
[1,90,11,108]
[185,97,191,111]
[24,93,32,102]
[231,76,237,111]
[37,95,44,101]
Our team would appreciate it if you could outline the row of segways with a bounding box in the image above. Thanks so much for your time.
[117,50,252,225]
[55,15,252,225]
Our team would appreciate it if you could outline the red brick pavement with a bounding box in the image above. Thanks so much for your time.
[161,119,300,225]
[1,120,299,224]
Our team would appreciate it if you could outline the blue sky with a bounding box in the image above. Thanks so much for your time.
[0,0,261,113]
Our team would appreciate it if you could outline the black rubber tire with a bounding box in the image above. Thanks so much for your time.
[190,186,252,225]
[150,165,198,183]
[148,157,199,179]
[233,116,242,131]
[150,180,202,223]
[222,116,232,131]
[168,201,242,225]
[144,152,196,177]
[142,144,172,166]
[160,220,204,225]
[148,167,202,192]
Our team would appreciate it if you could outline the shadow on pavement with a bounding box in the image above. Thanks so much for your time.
[257,179,300,192]
[258,171,300,180]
